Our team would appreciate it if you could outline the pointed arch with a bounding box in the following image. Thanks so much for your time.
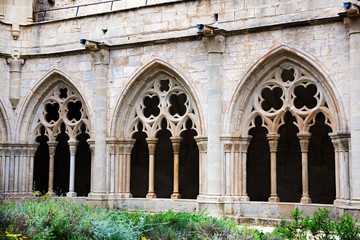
[110,58,204,139]
[15,69,93,142]
[224,44,348,136]
[0,99,11,141]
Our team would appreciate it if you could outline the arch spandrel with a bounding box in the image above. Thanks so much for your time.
[225,44,348,136]
[110,58,204,139]
[15,69,93,142]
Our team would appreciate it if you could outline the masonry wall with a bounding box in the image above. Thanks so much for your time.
[0,0,357,217]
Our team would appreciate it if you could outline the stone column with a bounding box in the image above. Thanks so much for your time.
[297,132,312,204]
[345,12,360,203]
[146,137,157,199]
[107,139,117,196]
[67,139,78,197]
[124,140,135,198]
[195,136,207,196]
[27,0,33,22]
[171,136,182,199]
[27,144,38,194]
[4,147,11,193]
[13,147,21,193]
[7,50,24,109]
[330,132,351,203]
[116,144,124,196]
[240,136,252,201]
[0,143,4,192]
[87,139,95,194]
[21,148,27,194]
[87,43,109,197]
[220,136,233,197]
[47,141,57,196]
[203,34,225,197]
[267,133,280,202]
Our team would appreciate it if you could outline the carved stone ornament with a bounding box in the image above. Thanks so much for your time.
[34,84,91,141]
[247,63,334,133]
[129,73,199,138]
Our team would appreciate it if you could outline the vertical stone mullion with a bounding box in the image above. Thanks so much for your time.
[87,139,95,194]
[118,146,124,194]
[298,132,312,204]
[107,141,116,196]
[27,144,38,194]
[195,136,207,196]
[146,137,157,199]
[171,136,182,199]
[47,141,58,196]
[13,147,22,193]
[4,147,10,193]
[124,141,134,198]
[267,133,280,202]
[67,139,78,197]
[21,148,27,194]
[240,136,251,201]
[0,143,3,192]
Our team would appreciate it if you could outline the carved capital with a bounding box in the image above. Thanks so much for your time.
[203,35,225,54]
[146,137,158,155]
[344,16,360,35]
[170,136,182,154]
[7,51,24,72]
[329,132,350,152]
[194,136,208,153]
[68,139,78,156]
[266,133,280,152]
[28,143,40,157]
[90,48,110,65]
[87,139,95,153]
[297,132,311,153]
[239,136,252,153]
[47,141,58,156]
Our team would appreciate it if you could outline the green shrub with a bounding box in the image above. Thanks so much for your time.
[274,207,360,240]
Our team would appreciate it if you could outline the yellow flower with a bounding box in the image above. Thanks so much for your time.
[141,237,147,240]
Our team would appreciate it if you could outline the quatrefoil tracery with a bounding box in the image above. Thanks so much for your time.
[249,64,334,133]
[35,85,90,141]
[130,75,198,138]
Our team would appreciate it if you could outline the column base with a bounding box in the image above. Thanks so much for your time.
[171,193,181,199]
[123,193,133,198]
[268,195,280,202]
[239,195,250,202]
[146,192,157,199]
[300,196,311,204]
[66,191,77,198]
[46,191,56,197]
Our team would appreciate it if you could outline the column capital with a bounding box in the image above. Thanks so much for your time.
[7,50,24,71]
[146,137,158,155]
[68,139,78,155]
[297,132,312,153]
[344,16,360,35]
[87,139,95,153]
[86,41,110,65]
[203,35,226,54]
[266,133,280,152]
[47,141,58,155]
[195,136,208,153]
[170,136,182,154]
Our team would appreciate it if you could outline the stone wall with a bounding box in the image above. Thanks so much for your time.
[0,0,358,218]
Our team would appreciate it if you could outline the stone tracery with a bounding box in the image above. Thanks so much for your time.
[245,63,337,204]
[129,73,200,199]
[129,74,199,139]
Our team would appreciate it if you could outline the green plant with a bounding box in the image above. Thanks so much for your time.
[335,213,360,240]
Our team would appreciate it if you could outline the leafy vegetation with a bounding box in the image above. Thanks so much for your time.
[274,207,360,240]
[1,197,360,240]
[0,197,258,240]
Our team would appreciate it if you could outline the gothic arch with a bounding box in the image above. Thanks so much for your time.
[225,44,348,136]
[110,58,204,139]
[0,99,11,141]
[16,69,93,142]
